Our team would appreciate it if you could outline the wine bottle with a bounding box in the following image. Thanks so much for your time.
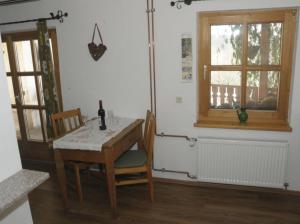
[98,100,106,130]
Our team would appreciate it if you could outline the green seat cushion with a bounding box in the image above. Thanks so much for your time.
[115,150,148,168]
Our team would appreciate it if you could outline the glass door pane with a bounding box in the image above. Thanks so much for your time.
[19,76,39,105]
[23,109,43,141]
[14,41,34,72]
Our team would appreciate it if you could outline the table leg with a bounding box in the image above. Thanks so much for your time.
[54,150,68,209]
[105,150,117,211]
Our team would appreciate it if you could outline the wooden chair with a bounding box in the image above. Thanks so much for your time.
[114,110,156,201]
[51,108,84,138]
[51,108,89,202]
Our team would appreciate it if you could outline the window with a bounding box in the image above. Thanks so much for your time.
[196,9,297,131]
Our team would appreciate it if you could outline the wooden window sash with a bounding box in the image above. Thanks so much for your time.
[197,9,297,131]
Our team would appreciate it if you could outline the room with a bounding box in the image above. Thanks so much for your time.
[0,0,300,223]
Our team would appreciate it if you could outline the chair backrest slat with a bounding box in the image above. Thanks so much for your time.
[59,119,66,135]
[67,117,73,131]
[73,116,78,128]
[51,108,84,139]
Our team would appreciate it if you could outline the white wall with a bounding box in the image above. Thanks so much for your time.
[0,33,33,223]
[0,199,33,224]
[0,0,300,190]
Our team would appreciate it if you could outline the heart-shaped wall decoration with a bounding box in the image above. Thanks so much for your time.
[88,23,107,61]
[88,42,107,61]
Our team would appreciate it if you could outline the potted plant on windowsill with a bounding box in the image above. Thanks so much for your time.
[233,102,248,123]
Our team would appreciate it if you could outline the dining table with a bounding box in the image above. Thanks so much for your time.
[53,116,144,211]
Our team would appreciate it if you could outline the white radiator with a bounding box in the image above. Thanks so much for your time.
[197,138,288,188]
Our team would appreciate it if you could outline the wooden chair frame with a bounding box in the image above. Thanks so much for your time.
[51,108,83,139]
[115,111,156,201]
[51,108,88,202]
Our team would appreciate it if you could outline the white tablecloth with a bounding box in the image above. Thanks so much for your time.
[53,117,135,151]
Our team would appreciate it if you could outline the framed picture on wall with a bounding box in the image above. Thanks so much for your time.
[181,33,192,82]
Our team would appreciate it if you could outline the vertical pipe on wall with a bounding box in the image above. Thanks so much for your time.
[146,0,197,179]
[146,0,154,113]
[150,0,157,118]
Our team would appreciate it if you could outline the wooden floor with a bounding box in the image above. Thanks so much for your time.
[25,162,300,224]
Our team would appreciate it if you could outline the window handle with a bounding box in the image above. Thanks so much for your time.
[203,65,207,80]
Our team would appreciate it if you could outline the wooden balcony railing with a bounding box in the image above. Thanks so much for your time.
[210,84,278,110]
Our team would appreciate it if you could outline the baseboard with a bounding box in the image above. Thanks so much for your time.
[153,177,300,196]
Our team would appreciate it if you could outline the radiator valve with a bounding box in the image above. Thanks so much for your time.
[188,137,197,147]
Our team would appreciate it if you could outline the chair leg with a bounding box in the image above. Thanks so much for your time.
[146,167,154,202]
[74,164,83,203]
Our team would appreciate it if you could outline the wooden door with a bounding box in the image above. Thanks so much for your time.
[1,30,62,161]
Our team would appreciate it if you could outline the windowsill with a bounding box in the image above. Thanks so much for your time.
[0,169,49,215]
[194,120,292,132]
